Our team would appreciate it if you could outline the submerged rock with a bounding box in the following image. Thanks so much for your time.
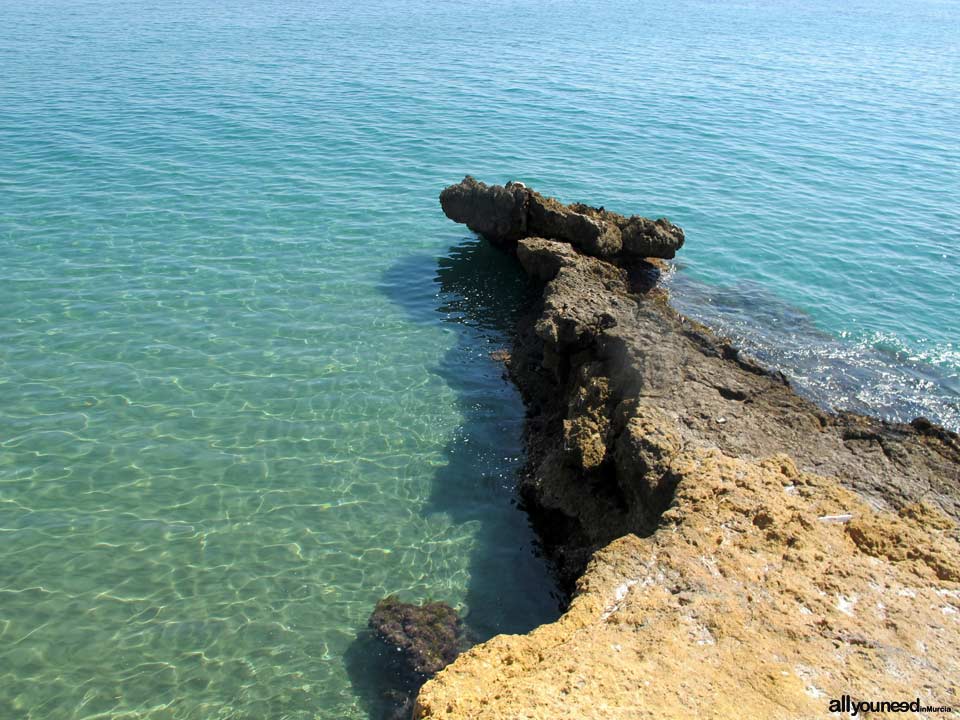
[369,596,464,680]
[367,596,466,719]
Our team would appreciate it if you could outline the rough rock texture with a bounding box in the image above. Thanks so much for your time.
[509,237,960,587]
[417,180,960,719]
[527,192,624,257]
[439,176,529,245]
[440,176,684,259]
[370,596,465,679]
[369,597,466,719]
[416,453,960,719]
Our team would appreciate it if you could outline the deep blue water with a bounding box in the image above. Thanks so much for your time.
[1,0,958,718]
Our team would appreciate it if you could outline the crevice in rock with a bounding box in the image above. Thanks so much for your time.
[717,386,748,401]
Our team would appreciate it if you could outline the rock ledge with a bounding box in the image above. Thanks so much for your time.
[415,180,960,719]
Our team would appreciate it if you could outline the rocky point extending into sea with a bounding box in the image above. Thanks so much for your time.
[374,177,960,719]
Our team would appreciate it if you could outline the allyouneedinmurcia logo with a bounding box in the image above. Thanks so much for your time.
[829,695,954,715]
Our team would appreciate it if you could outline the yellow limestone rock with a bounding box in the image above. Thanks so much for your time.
[414,450,960,719]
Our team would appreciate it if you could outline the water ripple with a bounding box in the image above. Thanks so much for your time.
[1,0,958,717]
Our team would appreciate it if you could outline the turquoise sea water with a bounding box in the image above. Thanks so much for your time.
[1,0,958,718]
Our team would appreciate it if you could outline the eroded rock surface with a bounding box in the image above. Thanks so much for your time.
[416,452,960,719]
[439,176,529,244]
[441,176,684,259]
[415,180,960,719]
[509,234,960,587]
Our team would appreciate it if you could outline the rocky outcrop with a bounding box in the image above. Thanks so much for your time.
[441,176,684,259]
[527,193,623,257]
[418,179,960,719]
[439,176,529,244]
[504,234,960,588]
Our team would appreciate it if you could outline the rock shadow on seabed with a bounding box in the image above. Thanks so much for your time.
[343,236,560,719]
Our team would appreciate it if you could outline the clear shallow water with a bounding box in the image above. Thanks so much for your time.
[1,0,958,718]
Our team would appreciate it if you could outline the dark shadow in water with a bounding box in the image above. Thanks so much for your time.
[343,631,414,720]
[344,236,561,719]
[345,239,960,716]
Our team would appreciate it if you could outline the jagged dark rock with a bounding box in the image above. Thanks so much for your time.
[439,176,683,259]
[512,226,960,588]
[617,215,685,258]
[438,176,528,245]
[526,192,623,257]
[515,236,579,281]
